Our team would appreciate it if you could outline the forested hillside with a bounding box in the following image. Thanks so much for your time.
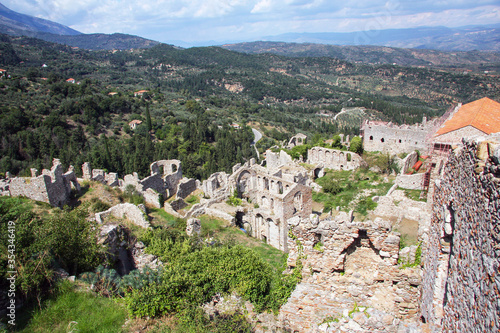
[1,33,499,179]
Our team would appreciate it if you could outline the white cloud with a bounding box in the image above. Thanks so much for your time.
[2,1,499,44]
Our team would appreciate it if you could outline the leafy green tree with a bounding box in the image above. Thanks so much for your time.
[145,103,152,132]
[349,136,363,154]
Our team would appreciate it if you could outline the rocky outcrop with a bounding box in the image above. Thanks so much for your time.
[186,218,201,236]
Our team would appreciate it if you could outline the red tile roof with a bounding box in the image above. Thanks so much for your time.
[434,97,500,136]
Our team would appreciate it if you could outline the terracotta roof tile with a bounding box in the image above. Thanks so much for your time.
[434,97,500,136]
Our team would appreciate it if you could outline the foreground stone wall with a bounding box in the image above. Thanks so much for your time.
[395,173,425,190]
[280,214,422,332]
[421,140,500,332]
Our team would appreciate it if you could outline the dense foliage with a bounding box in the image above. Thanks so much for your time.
[123,227,301,318]
[0,197,102,301]
[1,33,497,179]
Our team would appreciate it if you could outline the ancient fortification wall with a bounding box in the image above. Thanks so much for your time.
[421,139,500,332]
[362,119,432,154]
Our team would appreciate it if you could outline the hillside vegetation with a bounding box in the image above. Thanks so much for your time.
[0,33,499,179]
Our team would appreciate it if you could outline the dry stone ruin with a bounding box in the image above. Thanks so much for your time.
[1,112,499,332]
[0,158,80,207]
[308,146,364,172]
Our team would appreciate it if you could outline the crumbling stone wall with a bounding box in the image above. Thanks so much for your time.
[176,178,197,199]
[287,214,400,273]
[266,150,293,170]
[307,147,363,171]
[7,159,79,207]
[81,162,118,187]
[421,139,500,332]
[280,214,422,332]
[398,151,419,175]
[202,172,229,198]
[395,173,425,190]
[95,203,150,228]
[228,163,312,252]
[286,133,307,149]
[362,119,434,154]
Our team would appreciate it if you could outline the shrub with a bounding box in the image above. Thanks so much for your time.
[126,226,300,318]
[322,177,342,195]
[0,198,103,301]
[79,266,121,297]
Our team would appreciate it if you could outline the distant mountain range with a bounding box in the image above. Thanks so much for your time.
[0,3,159,50]
[0,3,80,36]
[221,42,500,68]
[261,25,500,52]
[0,2,499,54]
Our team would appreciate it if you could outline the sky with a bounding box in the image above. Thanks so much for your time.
[4,0,500,46]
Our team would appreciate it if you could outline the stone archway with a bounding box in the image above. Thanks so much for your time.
[237,170,252,198]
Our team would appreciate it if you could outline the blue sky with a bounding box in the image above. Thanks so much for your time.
[5,0,500,45]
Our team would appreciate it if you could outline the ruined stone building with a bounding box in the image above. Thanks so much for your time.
[361,118,434,154]
[229,164,312,251]
[287,133,307,149]
[200,150,313,252]
[280,214,422,332]
[307,146,364,173]
[0,159,80,207]
[362,97,500,158]
[82,159,195,208]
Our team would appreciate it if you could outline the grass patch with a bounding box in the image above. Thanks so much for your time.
[149,207,185,229]
[313,168,394,214]
[18,281,128,333]
[198,215,287,271]
[401,188,427,202]
[183,194,200,211]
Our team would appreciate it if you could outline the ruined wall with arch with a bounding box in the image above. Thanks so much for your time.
[228,164,313,252]
[307,147,363,171]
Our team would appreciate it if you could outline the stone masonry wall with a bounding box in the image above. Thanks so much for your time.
[307,147,363,171]
[362,120,432,154]
[8,159,79,207]
[395,173,425,190]
[280,215,422,332]
[421,140,500,332]
[433,125,486,145]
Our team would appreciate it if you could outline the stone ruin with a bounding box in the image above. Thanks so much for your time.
[280,212,422,332]
[307,146,365,174]
[361,117,438,155]
[82,159,198,209]
[287,133,307,149]
[186,218,201,236]
[195,150,313,252]
[0,158,80,207]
